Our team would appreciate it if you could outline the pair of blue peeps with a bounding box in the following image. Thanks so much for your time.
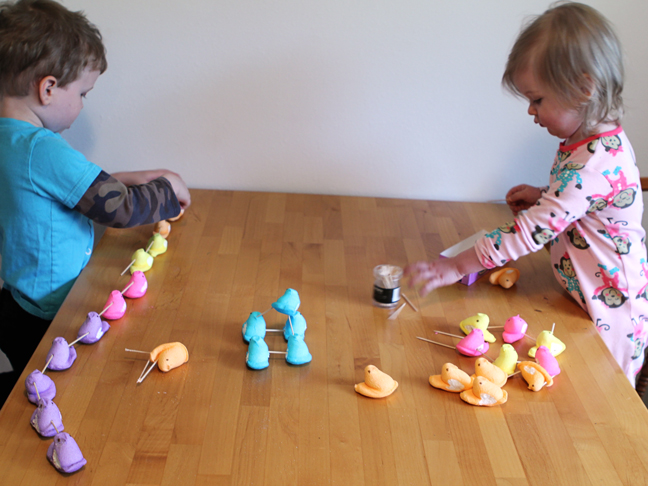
[246,335,312,369]
[242,311,308,343]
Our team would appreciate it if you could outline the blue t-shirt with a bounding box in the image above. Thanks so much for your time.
[0,118,101,319]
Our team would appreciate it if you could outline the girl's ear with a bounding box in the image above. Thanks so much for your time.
[37,76,58,106]
[580,73,596,100]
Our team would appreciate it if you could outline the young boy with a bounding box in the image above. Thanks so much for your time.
[0,0,191,407]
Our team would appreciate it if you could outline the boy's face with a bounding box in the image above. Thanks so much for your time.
[514,67,584,143]
[41,68,100,133]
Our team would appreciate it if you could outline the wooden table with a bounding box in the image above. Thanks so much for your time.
[1,189,648,486]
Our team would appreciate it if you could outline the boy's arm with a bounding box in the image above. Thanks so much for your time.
[73,171,183,228]
[111,169,191,209]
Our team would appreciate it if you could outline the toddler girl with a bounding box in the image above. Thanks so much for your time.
[405,2,648,386]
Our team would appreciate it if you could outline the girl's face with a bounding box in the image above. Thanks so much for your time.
[514,67,585,144]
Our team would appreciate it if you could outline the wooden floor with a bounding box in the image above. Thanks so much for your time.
[1,189,648,485]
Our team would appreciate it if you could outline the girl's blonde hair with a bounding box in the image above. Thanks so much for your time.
[502,2,624,135]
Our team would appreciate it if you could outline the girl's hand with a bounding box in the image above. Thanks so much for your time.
[506,184,542,216]
[404,247,485,296]
[404,259,465,296]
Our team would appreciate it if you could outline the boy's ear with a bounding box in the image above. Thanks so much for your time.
[37,76,58,106]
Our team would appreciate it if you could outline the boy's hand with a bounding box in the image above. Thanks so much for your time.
[505,184,542,216]
[162,172,191,209]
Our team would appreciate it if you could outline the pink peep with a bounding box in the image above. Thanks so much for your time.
[456,328,489,357]
[503,314,528,343]
[122,271,148,299]
[101,290,127,320]
[535,345,561,376]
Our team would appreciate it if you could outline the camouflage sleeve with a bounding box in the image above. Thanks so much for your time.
[74,171,181,228]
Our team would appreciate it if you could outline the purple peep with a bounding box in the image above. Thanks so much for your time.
[31,398,64,437]
[47,432,87,473]
[25,370,56,404]
[45,337,77,371]
[77,312,110,344]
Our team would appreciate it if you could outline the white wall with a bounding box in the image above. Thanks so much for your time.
[62,0,648,202]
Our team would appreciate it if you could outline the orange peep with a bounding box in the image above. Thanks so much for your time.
[489,267,520,289]
[154,220,171,238]
[150,342,189,372]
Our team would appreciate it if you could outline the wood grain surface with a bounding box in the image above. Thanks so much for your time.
[1,189,647,486]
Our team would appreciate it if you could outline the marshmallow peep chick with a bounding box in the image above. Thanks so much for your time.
[354,365,398,398]
[147,233,168,257]
[46,337,77,371]
[460,376,508,407]
[154,220,171,238]
[429,363,473,392]
[459,313,495,343]
[489,267,520,289]
[518,361,554,391]
[130,248,154,274]
[47,432,87,474]
[528,330,566,358]
[25,370,56,404]
[472,357,507,387]
[150,342,189,372]
[168,207,184,222]
[493,343,518,375]
[31,398,64,437]
[535,345,561,376]
[77,312,110,344]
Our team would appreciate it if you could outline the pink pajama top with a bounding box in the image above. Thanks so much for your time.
[475,127,648,384]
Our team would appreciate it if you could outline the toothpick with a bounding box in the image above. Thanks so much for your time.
[34,382,40,401]
[402,293,418,312]
[68,333,89,347]
[387,302,406,320]
[269,351,287,355]
[266,329,283,333]
[125,348,149,354]
[524,333,536,341]
[288,315,295,335]
[121,282,134,295]
[434,330,463,339]
[51,421,60,435]
[509,370,521,377]
[489,326,504,329]
[42,355,53,374]
[261,308,271,316]
[98,302,113,317]
[145,240,154,253]
[551,323,556,334]
[121,260,136,276]
[416,336,456,350]
[137,360,151,383]
[137,360,158,384]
